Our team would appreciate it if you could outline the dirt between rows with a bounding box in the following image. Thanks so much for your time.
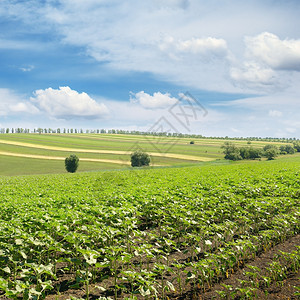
[1,235,299,300]
[41,235,299,300]
[186,234,300,300]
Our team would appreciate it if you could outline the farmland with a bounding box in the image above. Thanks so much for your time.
[0,154,299,299]
[0,133,290,176]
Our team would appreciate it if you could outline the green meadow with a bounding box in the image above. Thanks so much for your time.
[0,133,290,176]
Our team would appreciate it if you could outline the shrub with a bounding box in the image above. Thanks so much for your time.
[190,141,195,144]
[131,150,150,167]
[65,154,79,173]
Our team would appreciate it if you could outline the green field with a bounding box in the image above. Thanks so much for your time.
[0,133,290,176]
[0,155,299,299]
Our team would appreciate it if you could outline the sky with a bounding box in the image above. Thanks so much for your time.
[0,0,300,138]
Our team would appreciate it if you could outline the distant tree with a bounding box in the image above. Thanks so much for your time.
[221,142,242,161]
[262,145,278,160]
[131,150,150,167]
[293,141,300,152]
[264,148,278,160]
[248,147,262,159]
[65,154,79,173]
[263,144,278,152]
[279,144,295,155]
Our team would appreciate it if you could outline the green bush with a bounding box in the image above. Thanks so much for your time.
[65,154,79,173]
[221,142,242,161]
[264,148,278,160]
[130,150,150,167]
[279,145,295,154]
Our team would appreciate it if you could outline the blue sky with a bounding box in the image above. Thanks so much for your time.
[0,0,300,137]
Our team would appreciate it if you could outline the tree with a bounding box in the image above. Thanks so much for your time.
[293,141,300,152]
[130,150,150,167]
[280,144,295,155]
[221,142,242,161]
[264,148,278,160]
[65,154,79,173]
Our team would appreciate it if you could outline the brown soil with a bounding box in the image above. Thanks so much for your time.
[39,235,299,299]
[1,235,298,300]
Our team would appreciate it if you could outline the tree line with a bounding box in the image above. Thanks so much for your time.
[222,142,299,161]
[0,127,299,143]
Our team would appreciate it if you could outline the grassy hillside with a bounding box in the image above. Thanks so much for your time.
[0,133,294,176]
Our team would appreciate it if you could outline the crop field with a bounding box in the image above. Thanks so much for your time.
[0,133,288,176]
[0,156,299,299]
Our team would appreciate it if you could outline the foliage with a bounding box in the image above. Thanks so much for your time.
[263,145,279,160]
[240,147,262,160]
[293,141,300,152]
[221,142,242,161]
[279,144,295,155]
[0,159,299,299]
[190,141,195,144]
[130,150,150,167]
[221,142,295,161]
[65,154,79,173]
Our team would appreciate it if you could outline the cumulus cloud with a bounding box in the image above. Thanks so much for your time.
[130,91,178,109]
[130,91,179,109]
[230,62,278,89]
[0,88,39,116]
[229,32,300,90]
[30,86,108,119]
[3,0,300,94]
[245,32,300,71]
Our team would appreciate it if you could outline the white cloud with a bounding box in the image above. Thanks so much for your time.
[130,91,178,109]
[269,110,282,117]
[230,62,278,90]
[30,86,108,120]
[0,88,39,116]
[245,32,300,71]
[230,32,300,90]
[160,36,228,59]
[2,1,300,94]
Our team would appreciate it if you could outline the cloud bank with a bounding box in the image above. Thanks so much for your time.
[2,0,299,93]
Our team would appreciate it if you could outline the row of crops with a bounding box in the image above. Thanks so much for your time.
[0,159,299,299]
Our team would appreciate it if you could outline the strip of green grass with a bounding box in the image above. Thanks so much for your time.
[0,155,122,176]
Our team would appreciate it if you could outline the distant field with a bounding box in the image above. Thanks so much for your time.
[0,133,293,176]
